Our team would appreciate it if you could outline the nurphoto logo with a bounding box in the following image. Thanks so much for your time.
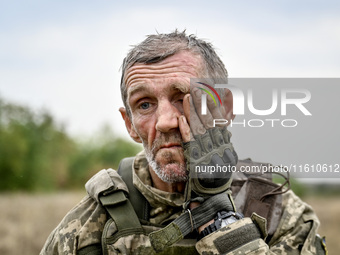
[196,82,312,128]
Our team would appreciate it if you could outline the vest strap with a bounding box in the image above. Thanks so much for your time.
[77,244,102,255]
[99,190,142,232]
[117,157,150,221]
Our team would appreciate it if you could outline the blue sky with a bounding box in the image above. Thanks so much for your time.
[0,1,339,173]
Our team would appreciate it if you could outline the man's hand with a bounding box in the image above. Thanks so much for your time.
[149,88,240,251]
[179,85,238,201]
[149,84,240,251]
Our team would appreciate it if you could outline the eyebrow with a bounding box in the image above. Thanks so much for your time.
[127,84,150,103]
[127,83,189,102]
[171,83,189,94]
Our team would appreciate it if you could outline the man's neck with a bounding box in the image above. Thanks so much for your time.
[149,166,186,193]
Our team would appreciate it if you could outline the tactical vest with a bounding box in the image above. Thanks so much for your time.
[79,157,290,255]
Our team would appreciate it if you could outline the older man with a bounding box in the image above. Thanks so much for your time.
[41,31,326,255]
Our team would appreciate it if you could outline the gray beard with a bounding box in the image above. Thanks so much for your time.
[143,141,188,183]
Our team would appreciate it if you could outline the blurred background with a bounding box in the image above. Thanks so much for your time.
[0,0,339,254]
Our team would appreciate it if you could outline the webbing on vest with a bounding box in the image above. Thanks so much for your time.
[117,157,150,221]
[99,190,142,232]
[77,244,101,255]
[78,189,144,255]
[79,159,144,255]
[149,191,235,252]
[79,157,290,255]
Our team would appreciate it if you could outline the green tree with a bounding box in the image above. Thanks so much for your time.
[0,97,142,191]
[0,98,76,191]
[68,124,142,187]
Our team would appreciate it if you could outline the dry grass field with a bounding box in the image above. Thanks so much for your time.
[0,192,86,255]
[0,192,338,255]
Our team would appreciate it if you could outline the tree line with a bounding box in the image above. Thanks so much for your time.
[0,97,141,191]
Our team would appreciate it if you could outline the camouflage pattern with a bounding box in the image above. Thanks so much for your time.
[197,190,321,255]
[85,168,129,201]
[132,152,184,225]
[196,217,263,254]
[40,151,323,254]
[40,195,108,254]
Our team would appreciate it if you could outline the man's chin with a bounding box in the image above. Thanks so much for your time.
[153,161,187,183]
[145,146,187,183]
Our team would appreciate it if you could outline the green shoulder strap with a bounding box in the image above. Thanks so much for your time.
[97,180,144,255]
[78,158,146,255]
[99,189,143,232]
[117,157,150,221]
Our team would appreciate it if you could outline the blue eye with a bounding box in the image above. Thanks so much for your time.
[140,102,150,109]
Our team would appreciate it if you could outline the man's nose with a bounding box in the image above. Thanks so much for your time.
[155,101,181,133]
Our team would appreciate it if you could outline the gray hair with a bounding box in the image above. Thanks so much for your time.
[120,30,228,115]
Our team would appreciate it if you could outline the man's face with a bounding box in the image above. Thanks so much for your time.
[123,51,203,183]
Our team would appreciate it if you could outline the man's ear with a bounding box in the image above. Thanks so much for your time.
[222,90,236,122]
[119,107,142,143]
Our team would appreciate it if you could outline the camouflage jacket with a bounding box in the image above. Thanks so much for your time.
[41,152,324,254]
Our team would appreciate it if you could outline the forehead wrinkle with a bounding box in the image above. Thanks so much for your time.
[127,64,194,78]
[126,72,195,89]
[124,53,204,86]
[125,65,199,86]
[129,61,187,71]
